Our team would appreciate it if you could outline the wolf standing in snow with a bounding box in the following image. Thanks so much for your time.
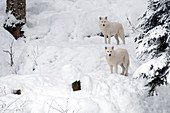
[105,46,129,76]
[99,17,125,45]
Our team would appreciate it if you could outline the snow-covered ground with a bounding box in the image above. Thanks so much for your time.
[0,0,170,113]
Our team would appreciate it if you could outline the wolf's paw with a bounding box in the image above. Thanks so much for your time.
[125,74,128,76]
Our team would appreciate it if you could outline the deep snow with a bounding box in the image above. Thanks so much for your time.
[0,0,170,113]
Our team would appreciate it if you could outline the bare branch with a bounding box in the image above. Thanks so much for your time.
[47,99,74,113]
[55,101,65,113]
[2,97,21,113]
[46,102,63,113]
[65,98,69,113]
[48,100,53,113]
[0,86,6,96]
[126,17,144,34]
[0,100,6,110]
[3,40,14,67]
[3,50,10,54]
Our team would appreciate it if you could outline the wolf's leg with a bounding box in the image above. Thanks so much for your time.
[125,64,128,76]
[122,37,125,44]
[110,65,113,74]
[118,26,125,44]
[115,65,118,74]
[108,35,111,44]
[104,35,107,44]
[120,64,125,75]
[115,34,119,45]
[119,33,125,44]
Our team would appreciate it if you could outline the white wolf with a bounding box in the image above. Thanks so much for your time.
[105,46,129,76]
[99,16,125,45]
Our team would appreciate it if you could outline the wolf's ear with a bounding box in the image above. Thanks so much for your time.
[105,16,107,20]
[112,46,114,50]
[99,17,102,20]
[105,46,107,50]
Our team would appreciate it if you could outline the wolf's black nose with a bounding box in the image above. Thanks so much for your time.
[109,54,111,56]
[103,24,105,27]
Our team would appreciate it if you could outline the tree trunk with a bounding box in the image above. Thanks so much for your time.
[4,0,26,40]
[72,80,81,91]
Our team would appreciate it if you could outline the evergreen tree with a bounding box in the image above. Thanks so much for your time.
[135,0,170,96]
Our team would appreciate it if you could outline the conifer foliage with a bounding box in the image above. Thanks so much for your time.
[135,0,170,96]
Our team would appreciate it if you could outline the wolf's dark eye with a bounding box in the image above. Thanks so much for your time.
[110,51,112,52]
[107,51,109,52]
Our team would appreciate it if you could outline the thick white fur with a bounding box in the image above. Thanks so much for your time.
[105,46,129,76]
[99,17,125,45]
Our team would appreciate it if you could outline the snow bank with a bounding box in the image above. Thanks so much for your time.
[0,72,149,113]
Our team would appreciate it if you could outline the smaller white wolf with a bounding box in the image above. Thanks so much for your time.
[105,46,129,76]
[99,16,125,45]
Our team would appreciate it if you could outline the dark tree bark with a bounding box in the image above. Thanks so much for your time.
[4,0,26,40]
